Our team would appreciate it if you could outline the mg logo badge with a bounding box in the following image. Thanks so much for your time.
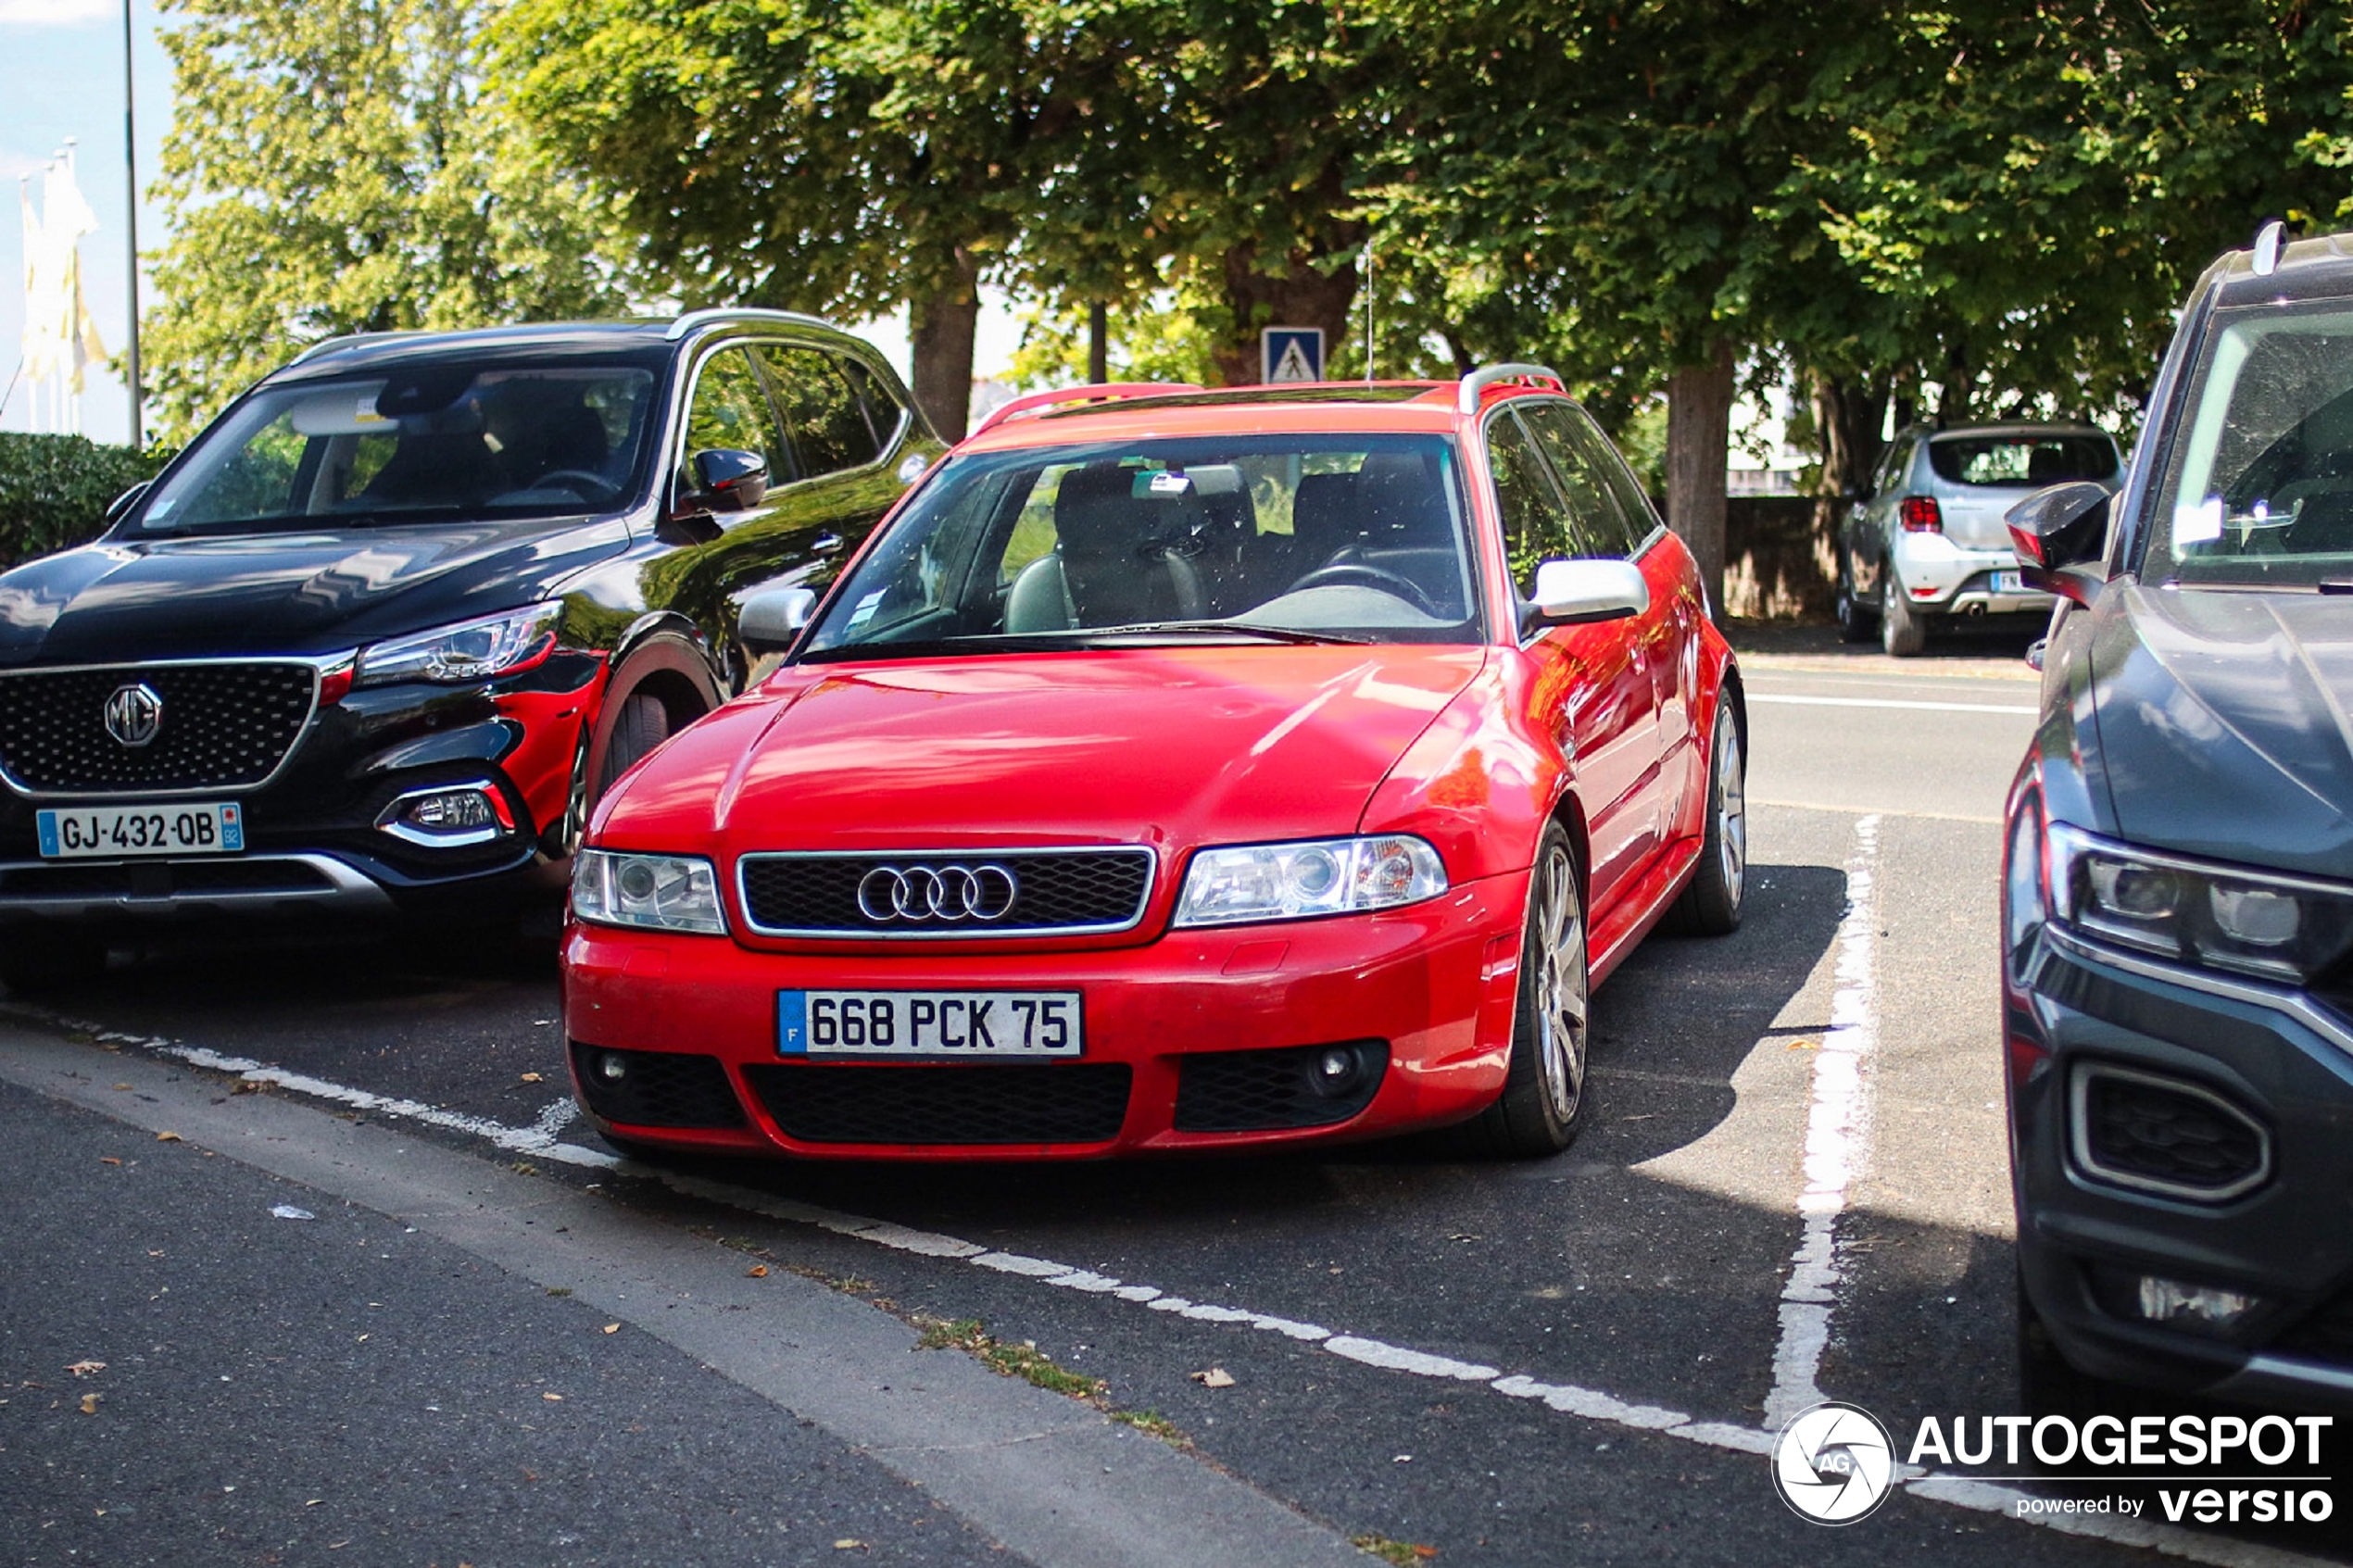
[104,683,163,747]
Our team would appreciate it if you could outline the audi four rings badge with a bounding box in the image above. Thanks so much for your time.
[104,683,164,747]
[858,864,1019,922]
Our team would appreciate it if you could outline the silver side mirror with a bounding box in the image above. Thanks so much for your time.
[1528,558,1649,628]
[738,584,816,653]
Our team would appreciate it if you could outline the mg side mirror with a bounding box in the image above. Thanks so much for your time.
[2007,481,2110,607]
[678,448,769,515]
[1526,558,1649,631]
[105,480,151,523]
[738,583,816,653]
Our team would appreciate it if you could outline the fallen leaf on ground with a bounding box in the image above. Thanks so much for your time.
[270,1205,315,1221]
[155,1132,182,1143]
[601,1323,620,1335]
[65,1361,104,1378]
[519,1073,544,1084]
[78,1394,99,1414]
[1786,1037,1820,1051]
[1189,1367,1235,1388]
[110,1083,130,1091]
[542,1392,563,1402]
[747,1264,769,1277]
[98,1158,120,1166]
[833,1541,866,1551]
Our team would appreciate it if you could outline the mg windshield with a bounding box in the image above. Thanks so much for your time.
[800,433,1479,658]
[137,355,665,533]
[2148,303,2353,586]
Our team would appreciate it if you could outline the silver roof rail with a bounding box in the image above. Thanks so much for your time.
[663,307,842,341]
[1457,362,1566,414]
[288,330,425,366]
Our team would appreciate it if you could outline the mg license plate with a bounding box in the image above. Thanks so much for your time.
[778,988,1083,1060]
[36,802,245,859]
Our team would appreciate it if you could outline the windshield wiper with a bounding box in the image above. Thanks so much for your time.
[1076,621,1372,646]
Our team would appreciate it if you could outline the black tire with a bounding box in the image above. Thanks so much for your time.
[1881,569,1927,657]
[1465,824,1590,1158]
[1834,558,1875,643]
[0,930,108,994]
[595,692,672,797]
[1666,701,1745,935]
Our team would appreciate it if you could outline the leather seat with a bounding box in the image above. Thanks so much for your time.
[1003,465,1203,632]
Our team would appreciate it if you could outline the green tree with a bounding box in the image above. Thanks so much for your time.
[144,0,635,441]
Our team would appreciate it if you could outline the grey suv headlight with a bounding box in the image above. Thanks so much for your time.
[1173,835,1446,927]
[2049,822,2353,983]
[572,850,728,935]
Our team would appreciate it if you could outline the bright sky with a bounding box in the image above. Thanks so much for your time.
[0,0,1024,447]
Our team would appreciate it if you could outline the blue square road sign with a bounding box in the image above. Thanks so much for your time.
[1262,328,1324,383]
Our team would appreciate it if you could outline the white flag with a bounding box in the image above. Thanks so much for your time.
[18,180,57,385]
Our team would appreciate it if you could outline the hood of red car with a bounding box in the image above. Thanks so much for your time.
[611,645,1487,854]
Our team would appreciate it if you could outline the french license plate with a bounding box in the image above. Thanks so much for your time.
[36,802,245,859]
[1992,571,2023,594]
[778,988,1083,1060]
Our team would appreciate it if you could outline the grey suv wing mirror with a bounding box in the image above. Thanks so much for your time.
[738,584,816,653]
[1526,558,1649,631]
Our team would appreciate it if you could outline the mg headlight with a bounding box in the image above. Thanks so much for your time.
[356,601,562,686]
[2049,822,2353,983]
[572,849,728,935]
[1173,834,1447,928]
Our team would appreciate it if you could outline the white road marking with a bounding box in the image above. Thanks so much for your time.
[1749,693,2036,716]
[1749,797,2003,825]
[1766,814,1881,1431]
[13,1002,2340,1566]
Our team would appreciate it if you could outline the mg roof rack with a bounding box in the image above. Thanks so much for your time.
[1457,362,1565,414]
[971,383,1207,436]
[288,329,429,366]
[662,307,841,341]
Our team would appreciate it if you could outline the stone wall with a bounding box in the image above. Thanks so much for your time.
[1721,496,1835,621]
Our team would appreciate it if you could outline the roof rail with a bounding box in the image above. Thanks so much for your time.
[288,330,424,366]
[663,307,841,341]
[1457,362,1565,414]
[970,383,1206,436]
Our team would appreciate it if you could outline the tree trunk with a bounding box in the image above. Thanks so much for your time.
[909,245,981,442]
[1809,371,1888,543]
[1211,241,1360,387]
[1666,340,1736,622]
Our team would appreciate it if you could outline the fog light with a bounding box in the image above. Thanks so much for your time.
[598,1053,628,1082]
[2138,1274,2259,1331]
[1307,1044,1369,1098]
[378,784,513,847]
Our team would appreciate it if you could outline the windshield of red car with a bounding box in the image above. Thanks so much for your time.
[800,433,1481,656]
[136,356,665,533]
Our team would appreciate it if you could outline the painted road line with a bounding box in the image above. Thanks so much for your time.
[1766,814,1882,1430]
[1749,693,2037,716]
[9,1008,2339,1567]
[1749,797,2004,826]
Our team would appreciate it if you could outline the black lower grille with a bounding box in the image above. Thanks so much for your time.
[2077,1067,2268,1196]
[571,1042,747,1129]
[0,661,316,793]
[738,849,1153,935]
[2271,1285,2353,1365]
[743,1062,1131,1145]
[1175,1041,1388,1132]
[0,859,336,898]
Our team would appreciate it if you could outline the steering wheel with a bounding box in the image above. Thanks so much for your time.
[534,469,622,505]
[1287,560,1445,618]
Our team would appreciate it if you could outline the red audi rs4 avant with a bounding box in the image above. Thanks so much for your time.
[560,368,1747,1160]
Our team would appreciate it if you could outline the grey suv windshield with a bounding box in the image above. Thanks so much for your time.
[801,434,1478,658]
[2148,302,2353,585]
[140,358,663,533]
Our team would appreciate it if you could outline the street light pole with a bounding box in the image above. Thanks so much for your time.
[120,0,143,449]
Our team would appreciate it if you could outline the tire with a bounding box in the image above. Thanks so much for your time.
[1465,824,1591,1158]
[2016,1267,2164,1434]
[1666,701,1746,935]
[0,930,108,994]
[1834,558,1875,643]
[595,692,672,797]
[1881,570,1927,657]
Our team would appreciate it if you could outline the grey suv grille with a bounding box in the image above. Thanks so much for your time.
[738,848,1154,936]
[0,662,318,795]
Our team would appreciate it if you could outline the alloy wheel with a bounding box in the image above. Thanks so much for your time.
[1531,843,1590,1123]
[1716,714,1746,908]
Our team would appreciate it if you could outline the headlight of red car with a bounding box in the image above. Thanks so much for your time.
[1173,835,1447,928]
[572,849,729,935]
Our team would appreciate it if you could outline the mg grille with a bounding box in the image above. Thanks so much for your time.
[739,848,1153,936]
[743,1062,1132,1145]
[0,662,317,794]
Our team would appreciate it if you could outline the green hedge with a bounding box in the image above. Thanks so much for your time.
[0,433,174,571]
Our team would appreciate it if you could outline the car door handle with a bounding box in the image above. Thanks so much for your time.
[812,533,845,556]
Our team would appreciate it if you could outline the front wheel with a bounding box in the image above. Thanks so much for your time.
[595,692,673,797]
[1834,557,1875,643]
[1466,824,1590,1158]
[1667,701,1745,935]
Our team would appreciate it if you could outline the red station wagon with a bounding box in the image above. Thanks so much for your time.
[560,368,1747,1160]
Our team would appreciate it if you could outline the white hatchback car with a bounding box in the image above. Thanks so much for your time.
[1835,422,2123,655]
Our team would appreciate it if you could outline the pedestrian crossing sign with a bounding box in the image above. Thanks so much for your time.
[1262,328,1324,383]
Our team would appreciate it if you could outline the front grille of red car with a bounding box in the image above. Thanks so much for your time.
[742,1061,1132,1145]
[570,1042,749,1130]
[0,660,318,795]
[736,848,1154,937]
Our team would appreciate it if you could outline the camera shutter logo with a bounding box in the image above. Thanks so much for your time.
[857,864,1019,923]
[104,683,164,748]
[1771,1402,1894,1524]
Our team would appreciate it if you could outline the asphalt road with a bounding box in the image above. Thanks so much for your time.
[5,622,2349,1567]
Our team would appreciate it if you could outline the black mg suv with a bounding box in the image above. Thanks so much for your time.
[2007,224,2353,1410]
[0,310,940,985]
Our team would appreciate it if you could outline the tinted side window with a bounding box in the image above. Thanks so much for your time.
[1517,404,1643,557]
[685,348,789,481]
[1490,413,1575,598]
[837,358,904,446]
[759,346,882,477]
